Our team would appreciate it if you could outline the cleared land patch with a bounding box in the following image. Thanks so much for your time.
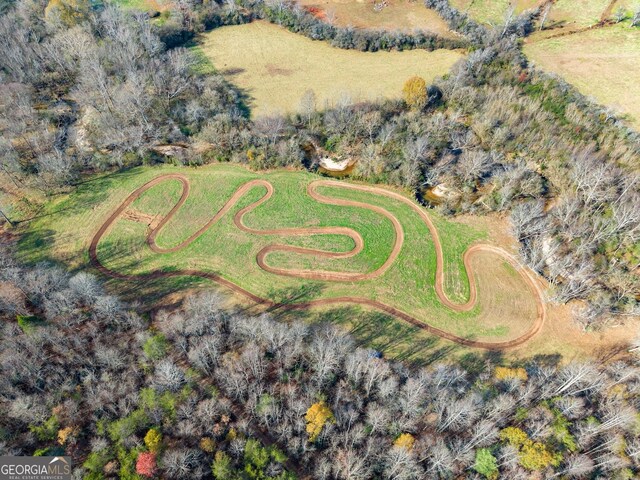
[525,22,640,128]
[449,0,540,25]
[115,0,171,13]
[18,164,544,349]
[198,21,464,117]
[526,0,636,40]
[297,0,457,37]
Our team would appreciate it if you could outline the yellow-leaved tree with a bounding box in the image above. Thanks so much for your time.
[305,402,334,442]
[402,76,427,109]
[394,433,415,450]
[500,426,561,471]
[494,366,528,382]
[144,428,162,454]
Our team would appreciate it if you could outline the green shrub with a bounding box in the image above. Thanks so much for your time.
[108,410,150,443]
[139,387,183,422]
[551,410,578,452]
[83,448,114,474]
[143,334,168,361]
[33,446,65,457]
[29,415,59,442]
[117,446,143,480]
[17,315,44,333]
[473,448,498,479]
[212,451,234,480]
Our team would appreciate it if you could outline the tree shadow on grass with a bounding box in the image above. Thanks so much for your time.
[17,168,144,227]
[307,306,461,368]
[106,273,212,311]
[266,282,326,309]
[458,350,505,379]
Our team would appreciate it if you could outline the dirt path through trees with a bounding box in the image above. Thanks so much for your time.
[89,174,546,350]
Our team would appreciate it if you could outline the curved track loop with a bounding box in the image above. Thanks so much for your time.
[89,174,546,350]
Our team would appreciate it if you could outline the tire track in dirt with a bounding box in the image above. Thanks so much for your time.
[89,174,546,350]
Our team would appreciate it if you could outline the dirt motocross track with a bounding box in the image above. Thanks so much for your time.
[89,174,546,350]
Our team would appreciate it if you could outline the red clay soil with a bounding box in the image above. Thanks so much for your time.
[89,174,546,350]
[303,5,327,20]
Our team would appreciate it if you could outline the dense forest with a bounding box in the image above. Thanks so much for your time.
[1,243,640,478]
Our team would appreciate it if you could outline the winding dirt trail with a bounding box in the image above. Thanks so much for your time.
[89,174,546,350]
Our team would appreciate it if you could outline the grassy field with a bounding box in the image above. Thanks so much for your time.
[525,22,640,128]
[198,21,464,117]
[113,0,171,12]
[523,0,637,40]
[547,0,611,26]
[17,163,543,345]
[296,0,458,37]
[449,0,540,25]
[449,0,631,27]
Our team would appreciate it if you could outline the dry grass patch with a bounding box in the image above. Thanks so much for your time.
[548,0,612,26]
[296,0,457,37]
[525,22,640,128]
[198,20,464,117]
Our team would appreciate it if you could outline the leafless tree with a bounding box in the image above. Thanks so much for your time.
[153,359,186,392]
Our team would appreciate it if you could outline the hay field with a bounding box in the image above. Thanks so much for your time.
[199,21,464,117]
[296,0,458,37]
[525,22,640,128]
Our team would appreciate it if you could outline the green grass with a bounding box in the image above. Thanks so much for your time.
[17,163,539,343]
[111,0,169,12]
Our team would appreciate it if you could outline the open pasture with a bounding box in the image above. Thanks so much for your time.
[525,22,640,128]
[18,163,545,349]
[198,21,464,117]
[449,0,540,25]
[296,0,457,37]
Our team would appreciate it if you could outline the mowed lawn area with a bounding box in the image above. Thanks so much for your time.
[17,163,540,345]
[296,0,458,37]
[525,22,640,128]
[198,21,464,117]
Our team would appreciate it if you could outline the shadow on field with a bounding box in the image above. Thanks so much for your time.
[267,282,326,308]
[308,306,460,368]
[16,228,57,263]
[19,168,142,226]
[108,274,211,311]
